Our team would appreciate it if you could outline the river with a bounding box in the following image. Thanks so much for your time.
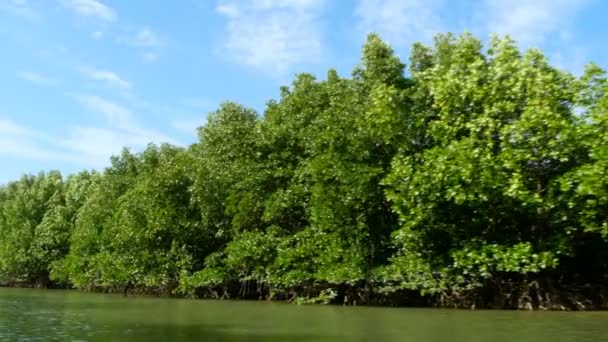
[1,288,607,341]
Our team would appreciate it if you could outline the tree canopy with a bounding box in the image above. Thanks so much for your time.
[1,32,607,309]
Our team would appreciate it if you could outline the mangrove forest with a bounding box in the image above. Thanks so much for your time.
[2,33,608,310]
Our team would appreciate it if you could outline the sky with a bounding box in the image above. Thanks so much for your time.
[1,0,607,184]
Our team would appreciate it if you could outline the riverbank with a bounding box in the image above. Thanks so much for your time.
[4,278,608,311]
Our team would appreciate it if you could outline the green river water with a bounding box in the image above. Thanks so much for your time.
[1,288,607,341]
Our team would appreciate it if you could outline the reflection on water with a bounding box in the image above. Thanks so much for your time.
[1,288,607,342]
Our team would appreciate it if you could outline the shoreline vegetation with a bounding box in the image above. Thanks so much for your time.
[2,32,608,310]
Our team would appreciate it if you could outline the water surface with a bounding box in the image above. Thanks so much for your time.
[1,288,607,341]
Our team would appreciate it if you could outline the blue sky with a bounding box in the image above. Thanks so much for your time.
[1,0,607,184]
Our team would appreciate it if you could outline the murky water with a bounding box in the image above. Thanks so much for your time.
[1,288,607,341]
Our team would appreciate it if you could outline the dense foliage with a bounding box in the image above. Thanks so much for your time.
[2,33,608,309]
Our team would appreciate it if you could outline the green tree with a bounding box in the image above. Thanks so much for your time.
[2,32,607,309]
[383,34,604,307]
[0,171,66,286]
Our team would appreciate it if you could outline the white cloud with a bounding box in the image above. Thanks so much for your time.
[476,0,592,47]
[0,118,74,162]
[171,117,208,134]
[216,0,325,73]
[76,95,133,127]
[66,96,176,167]
[18,71,57,87]
[0,137,58,161]
[0,118,39,138]
[170,97,216,135]
[0,0,39,20]
[216,2,239,17]
[1,95,178,170]
[59,0,116,22]
[551,46,590,77]
[119,27,164,62]
[57,126,154,168]
[91,30,104,39]
[142,52,159,63]
[178,97,216,110]
[74,95,175,142]
[355,0,444,46]
[0,138,69,162]
[123,28,162,48]
[79,67,131,89]
[38,45,69,58]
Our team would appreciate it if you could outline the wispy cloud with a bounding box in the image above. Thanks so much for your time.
[355,0,444,46]
[79,67,131,89]
[91,30,104,39]
[57,126,160,168]
[0,118,74,162]
[0,115,159,169]
[1,97,178,169]
[178,97,216,110]
[18,71,57,87]
[216,1,239,17]
[123,27,163,48]
[58,0,117,22]
[38,45,69,58]
[68,95,176,167]
[142,52,158,63]
[551,46,591,76]
[0,137,63,162]
[475,0,592,47]
[170,97,216,135]
[118,27,164,62]
[0,118,39,138]
[75,95,175,141]
[75,95,134,128]
[0,0,39,20]
[215,0,326,73]
[171,117,208,134]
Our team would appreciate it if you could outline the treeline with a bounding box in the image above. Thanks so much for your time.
[2,33,608,309]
